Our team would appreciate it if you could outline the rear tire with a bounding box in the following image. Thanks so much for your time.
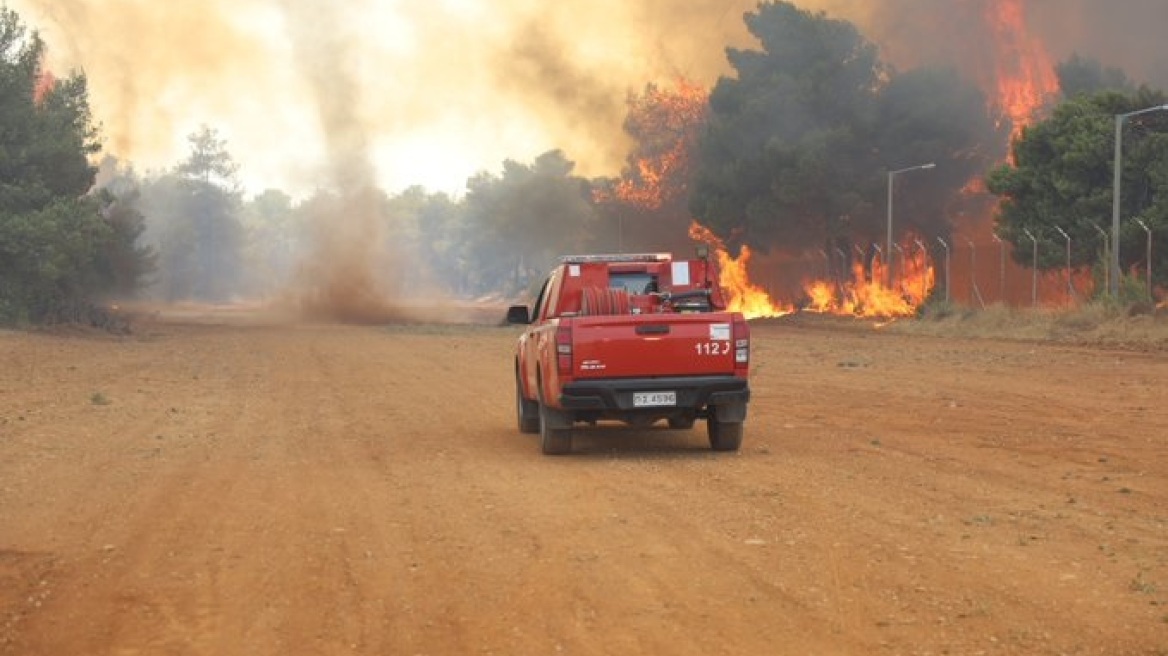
[707,409,743,452]
[516,375,539,434]
[539,403,573,455]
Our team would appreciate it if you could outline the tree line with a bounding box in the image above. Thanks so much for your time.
[3,2,1165,326]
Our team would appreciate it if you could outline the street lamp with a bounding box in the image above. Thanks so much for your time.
[887,162,936,285]
[1110,103,1168,296]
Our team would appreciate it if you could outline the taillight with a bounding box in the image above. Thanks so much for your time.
[556,323,573,376]
[733,315,750,370]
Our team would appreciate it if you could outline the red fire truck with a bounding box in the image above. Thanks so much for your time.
[506,252,751,455]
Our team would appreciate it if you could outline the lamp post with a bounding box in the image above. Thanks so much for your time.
[887,162,936,286]
[1111,104,1168,296]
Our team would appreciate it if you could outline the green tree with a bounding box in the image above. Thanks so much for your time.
[0,8,150,324]
[379,186,473,297]
[92,157,156,296]
[1057,54,1132,99]
[142,126,245,301]
[463,150,597,294]
[412,191,472,294]
[689,1,995,256]
[690,1,883,252]
[240,188,303,296]
[0,10,99,206]
[986,87,1168,291]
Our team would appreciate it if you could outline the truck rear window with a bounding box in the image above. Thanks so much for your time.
[608,272,657,295]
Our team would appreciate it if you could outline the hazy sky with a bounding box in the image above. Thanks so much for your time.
[12,0,1168,197]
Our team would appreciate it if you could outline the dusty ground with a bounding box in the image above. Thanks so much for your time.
[1,309,1166,655]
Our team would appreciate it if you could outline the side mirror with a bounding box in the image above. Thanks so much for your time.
[506,305,531,325]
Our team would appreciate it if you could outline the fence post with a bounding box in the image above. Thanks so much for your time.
[936,237,950,303]
[992,234,1006,304]
[1092,223,1109,297]
[892,243,905,293]
[966,238,985,309]
[1136,219,1153,300]
[914,239,928,302]
[1024,228,1038,308]
[1055,225,1074,304]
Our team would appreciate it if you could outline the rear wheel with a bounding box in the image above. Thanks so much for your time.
[539,403,573,455]
[516,374,539,434]
[707,409,743,452]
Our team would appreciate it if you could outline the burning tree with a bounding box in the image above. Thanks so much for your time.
[684,1,1004,315]
[988,87,1168,296]
[594,79,793,317]
[690,1,996,257]
[592,79,708,254]
[982,0,1061,142]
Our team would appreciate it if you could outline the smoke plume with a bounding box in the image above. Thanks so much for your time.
[13,0,1168,196]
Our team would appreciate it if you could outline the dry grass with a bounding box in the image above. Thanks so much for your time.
[890,301,1168,351]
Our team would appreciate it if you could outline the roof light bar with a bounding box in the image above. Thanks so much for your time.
[560,253,672,264]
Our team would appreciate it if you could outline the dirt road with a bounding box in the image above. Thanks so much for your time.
[2,313,1166,655]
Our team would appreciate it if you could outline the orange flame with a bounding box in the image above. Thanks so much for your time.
[601,78,708,210]
[34,70,56,106]
[604,24,1083,322]
[687,220,936,319]
[984,0,1059,141]
[688,222,793,319]
[610,80,937,320]
[802,243,935,318]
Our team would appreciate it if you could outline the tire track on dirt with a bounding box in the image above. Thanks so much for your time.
[4,318,1166,655]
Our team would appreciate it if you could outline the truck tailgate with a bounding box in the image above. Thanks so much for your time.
[571,314,738,378]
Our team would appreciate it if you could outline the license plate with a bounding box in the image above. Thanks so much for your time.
[633,391,676,407]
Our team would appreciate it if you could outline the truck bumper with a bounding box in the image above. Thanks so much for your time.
[559,376,749,414]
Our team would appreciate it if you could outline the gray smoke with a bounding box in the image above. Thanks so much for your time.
[11,0,1168,196]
